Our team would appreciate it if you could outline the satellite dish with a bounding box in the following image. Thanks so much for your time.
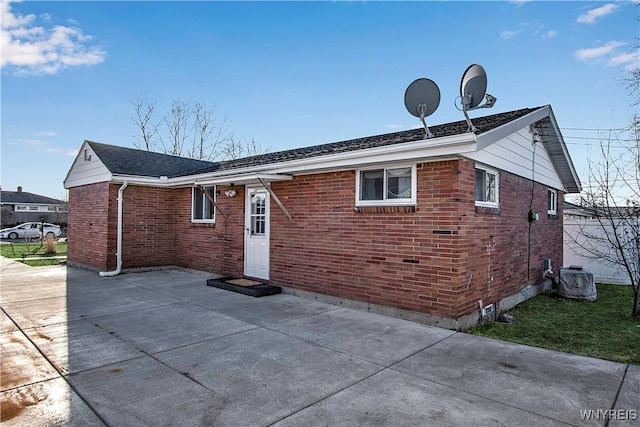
[404,78,440,138]
[457,64,497,132]
[460,64,487,109]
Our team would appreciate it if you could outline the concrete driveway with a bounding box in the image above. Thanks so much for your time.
[1,257,638,426]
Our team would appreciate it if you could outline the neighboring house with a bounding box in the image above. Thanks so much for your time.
[563,201,634,284]
[0,186,67,228]
[64,105,581,329]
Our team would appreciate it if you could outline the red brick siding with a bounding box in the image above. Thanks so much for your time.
[120,186,175,268]
[270,163,469,319]
[455,158,563,317]
[67,182,115,271]
[172,185,245,276]
[270,159,563,320]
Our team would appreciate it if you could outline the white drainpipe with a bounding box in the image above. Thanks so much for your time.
[100,181,128,277]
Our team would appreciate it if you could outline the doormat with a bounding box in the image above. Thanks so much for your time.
[206,277,281,298]
[226,278,262,287]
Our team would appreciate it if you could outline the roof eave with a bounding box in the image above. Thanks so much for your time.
[109,132,478,187]
[476,105,582,193]
[475,106,550,151]
[537,108,582,193]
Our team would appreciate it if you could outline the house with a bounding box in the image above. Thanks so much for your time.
[0,186,67,227]
[64,105,581,329]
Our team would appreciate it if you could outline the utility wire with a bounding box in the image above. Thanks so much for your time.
[560,126,630,131]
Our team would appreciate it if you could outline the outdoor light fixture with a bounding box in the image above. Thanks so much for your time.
[224,189,237,197]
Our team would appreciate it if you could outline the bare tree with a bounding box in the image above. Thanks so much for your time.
[160,98,191,156]
[131,93,159,152]
[568,120,640,318]
[188,102,231,160]
[220,135,266,160]
[131,95,264,161]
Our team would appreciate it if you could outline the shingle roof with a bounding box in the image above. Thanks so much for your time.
[90,107,541,178]
[1,191,65,205]
[180,107,541,176]
[86,141,215,178]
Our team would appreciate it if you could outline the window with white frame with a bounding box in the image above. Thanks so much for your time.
[547,189,557,215]
[475,166,499,207]
[357,165,416,206]
[192,186,216,222]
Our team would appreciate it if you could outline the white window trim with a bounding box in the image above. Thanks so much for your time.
[547,189,557,215]
[191,186,216,223]
[355,164,417,207]
[474,165,500,208]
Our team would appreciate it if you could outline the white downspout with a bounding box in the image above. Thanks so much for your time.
[100,181,128,277]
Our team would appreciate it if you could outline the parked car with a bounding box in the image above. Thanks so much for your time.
[0,222,62,240]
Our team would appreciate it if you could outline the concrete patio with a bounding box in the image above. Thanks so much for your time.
[1,257,638,426]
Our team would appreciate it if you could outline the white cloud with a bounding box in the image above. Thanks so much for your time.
[1,1,106,75]
[384,124,403,130]
[37,130,57,137]
[608,50,640,71]
[575,41,626,61]
[509,0,533,5]
[502,22,556,40]
[576,3,619,24]
[500,29,521,40]
[24,139,48,146]
[47,147,78,157]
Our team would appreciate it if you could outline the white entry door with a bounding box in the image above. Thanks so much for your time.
[244,187,270,280]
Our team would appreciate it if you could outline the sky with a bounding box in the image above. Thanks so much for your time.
[1,0,638,200]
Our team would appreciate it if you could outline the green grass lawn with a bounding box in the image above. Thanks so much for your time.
[0,241,67,266]
[468,284,640,365]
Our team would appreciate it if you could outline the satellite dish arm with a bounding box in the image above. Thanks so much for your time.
[462,107,476,133]
[418,104,434,138]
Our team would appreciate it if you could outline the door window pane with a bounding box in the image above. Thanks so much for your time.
[250,193,266,236]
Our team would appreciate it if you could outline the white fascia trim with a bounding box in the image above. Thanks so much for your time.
[109,172,294,188]
[475,106,549,151]
[192,172,293,186]
[270,132,476,175]
[542,108,582,193]
[110,133,476,187]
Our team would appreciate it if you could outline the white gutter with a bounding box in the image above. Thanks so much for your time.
[99,181,128,277]
[104,133,477,189]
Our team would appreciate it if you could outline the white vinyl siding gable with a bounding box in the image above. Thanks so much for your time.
[64,142,112,188]
[466,128,564,192]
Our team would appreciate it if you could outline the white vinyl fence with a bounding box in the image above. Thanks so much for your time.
[563,218,633,284]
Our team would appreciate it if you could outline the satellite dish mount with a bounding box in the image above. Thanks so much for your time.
[404,78,441,138]
[456,64,497,132]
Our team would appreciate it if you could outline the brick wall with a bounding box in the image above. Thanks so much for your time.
[455,158,563,317]
[172,185,245,276]
[270,163,469,319]
[270,159,564,320]
[120,186,175,268]
[68,182,114,271]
